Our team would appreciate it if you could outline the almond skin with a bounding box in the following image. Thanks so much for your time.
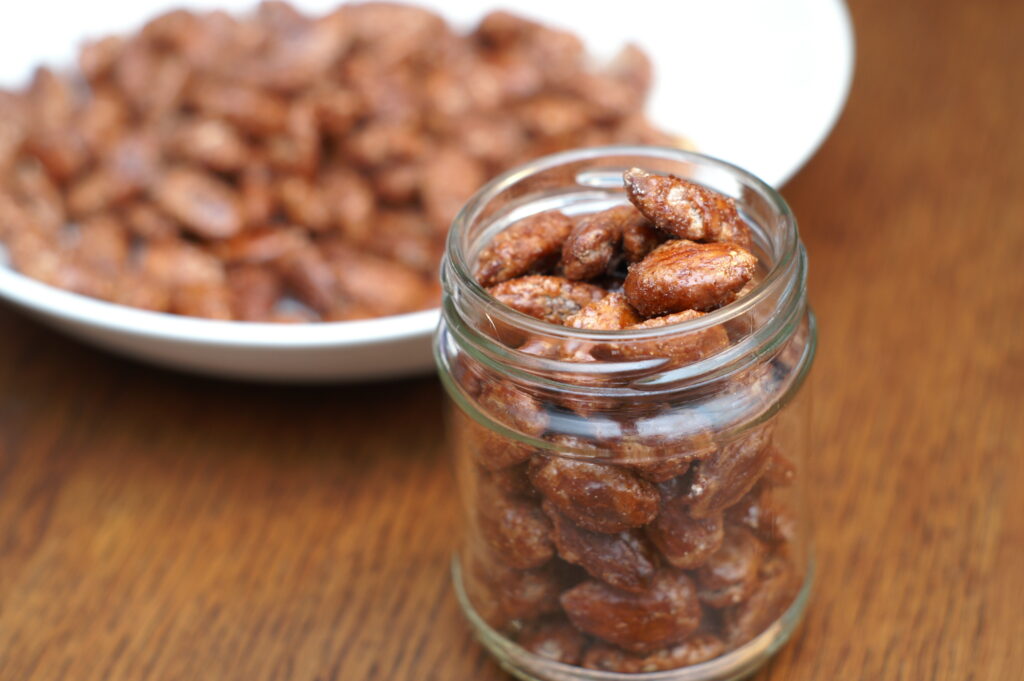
[624,239,757,315]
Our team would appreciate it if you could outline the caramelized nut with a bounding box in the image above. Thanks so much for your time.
[565,292,642,331]
[624,168,752,248]
[155,168,244,239]
[604,310,730,365]
[226,265,282,321]
[530,453,658,534]
[328,244,428,317]
[726,483,797,545]
[646,505,725,570]
[582,632,726,672]
[475,212,574,287]
[420,146,486,234]
[488,275,605,325]
[722,555,799,646]
[517,616,587,666]
[560,205,647,280]
[479,491,554,570]
[170,118,250,172]
[695,525,766,608]
[561,570,702,654]
[624,240,757,315]
[463,544,570,628]
[687,423,775,518]
[545,501,658,593]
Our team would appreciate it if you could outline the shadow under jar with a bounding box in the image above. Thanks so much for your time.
[434,146,815,681]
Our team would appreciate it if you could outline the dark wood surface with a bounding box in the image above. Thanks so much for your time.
[2,1,1022,679]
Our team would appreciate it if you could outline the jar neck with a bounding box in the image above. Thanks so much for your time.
[439,145,809,399]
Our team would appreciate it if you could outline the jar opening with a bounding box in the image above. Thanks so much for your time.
[440,145,808,390]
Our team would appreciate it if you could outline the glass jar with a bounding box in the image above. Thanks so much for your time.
[434,146,815,681]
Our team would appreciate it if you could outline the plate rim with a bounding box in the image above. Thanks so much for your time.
[0,266,440,347]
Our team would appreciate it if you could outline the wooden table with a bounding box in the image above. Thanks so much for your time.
[2,1,1022,679]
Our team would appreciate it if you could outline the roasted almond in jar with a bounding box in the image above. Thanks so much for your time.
[436,147,816,681]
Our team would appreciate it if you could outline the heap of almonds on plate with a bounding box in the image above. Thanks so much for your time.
[0,2,680,322]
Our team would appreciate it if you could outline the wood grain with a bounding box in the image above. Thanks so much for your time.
[1,0,1022,679]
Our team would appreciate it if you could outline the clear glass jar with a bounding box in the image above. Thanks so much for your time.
[434,146,815,681]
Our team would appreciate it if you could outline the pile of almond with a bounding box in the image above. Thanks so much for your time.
[0,2,678,322]
[457,170,800,672]
[474,168,759,361]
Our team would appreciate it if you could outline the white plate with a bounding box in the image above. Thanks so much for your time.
[0,0,853,382]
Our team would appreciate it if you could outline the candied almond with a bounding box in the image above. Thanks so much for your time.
[624,240,757,315]
[544,501,658,593]
[458,410,535,472]
[170,118,250,172]
[687,423,775,518]
[646,505,725,570]
[278,175,332,232]
[477,380,548,440]
[726,483,797,545]
[486,462,536,499]
[139,240,225,288]
[560,292,642,362]
[516,616,587,666]
[420,146,486,234]
[356,210,443,276]
[722,555,799,646]
[560,205,645,281]
[615,411,718,482]
[75,214,130,272]
[475,212,574,287]
[275,245,337,314]
[565,292,641,331]
[561,570,702,654]
[239,161,275,227]
[172,282,233,319]
[463,543,567,628]
[607,310,730,365]
[10,163,65,232]
[478,490,554,570]
[488,275,605,325]
[322,167,376,237]
[621,214,667,262]
[582,633,726,672]
[624,168,752,248]
[327,244,429,317]
[123,201,178,241]
[211,226,307,265]
[695,525,766,608]
[67,169,134,219]
[154,168,244,239]
[529,452,658,534]
[188,79,289,135]
[227,264,282,321]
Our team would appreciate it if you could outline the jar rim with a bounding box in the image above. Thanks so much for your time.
[444,144,801,344]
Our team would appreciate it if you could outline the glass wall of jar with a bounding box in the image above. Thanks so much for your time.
[434,146,815,681]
